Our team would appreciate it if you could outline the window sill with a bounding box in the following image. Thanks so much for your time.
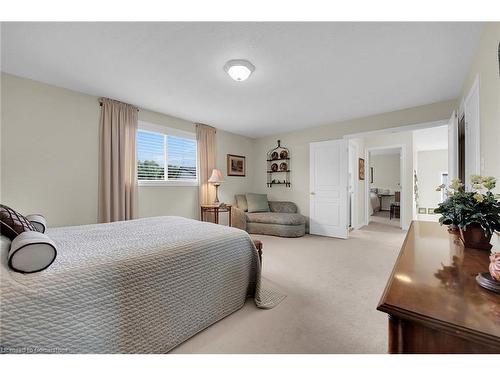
[138,180,199,187]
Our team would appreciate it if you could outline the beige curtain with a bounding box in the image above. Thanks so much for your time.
[196,124,217,218]
[98,98,138,223]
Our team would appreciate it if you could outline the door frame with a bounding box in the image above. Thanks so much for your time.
[345,119,448,139]
[460,75,481,188]
[448,110,458,181]
[344,119,448,231]
[348,140,361,229]
[364,145,406,229]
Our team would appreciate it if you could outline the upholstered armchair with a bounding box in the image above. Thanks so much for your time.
[231,194,306,237]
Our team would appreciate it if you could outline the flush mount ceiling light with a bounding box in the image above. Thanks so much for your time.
[223,59,255,82]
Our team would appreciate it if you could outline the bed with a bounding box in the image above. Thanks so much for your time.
[369,191,381,216]
[0,216,283,353]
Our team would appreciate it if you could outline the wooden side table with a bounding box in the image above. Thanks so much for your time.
[200,204,232,226]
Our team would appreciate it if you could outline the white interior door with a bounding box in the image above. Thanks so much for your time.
[448,110,458,181]
[310,139,348,238]
[348,142,357,228]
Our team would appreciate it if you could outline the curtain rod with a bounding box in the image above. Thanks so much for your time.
[99,102,139,112]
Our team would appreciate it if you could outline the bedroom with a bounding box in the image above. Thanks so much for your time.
[1,1,500,373]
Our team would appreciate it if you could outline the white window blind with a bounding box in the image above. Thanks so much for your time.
[137,130,165,180]
[137,125,197,185]
[167,136,197,180]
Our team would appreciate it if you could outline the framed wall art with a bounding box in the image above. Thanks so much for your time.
[227,154,246,176]
[358,158,365,180]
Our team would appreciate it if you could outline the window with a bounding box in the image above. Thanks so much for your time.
[440,172,448,203]
[137,130,165,180]
[137,122,198,186]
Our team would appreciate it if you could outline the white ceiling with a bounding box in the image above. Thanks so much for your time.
[413,125,449,151]
[1,22,482,138]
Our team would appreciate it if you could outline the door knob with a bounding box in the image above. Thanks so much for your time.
[310,192,316,195]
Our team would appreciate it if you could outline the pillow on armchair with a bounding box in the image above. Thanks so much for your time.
[235,194,248,212]
[246,193,270,213]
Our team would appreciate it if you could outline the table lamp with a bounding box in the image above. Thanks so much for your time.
[208,169,224,204]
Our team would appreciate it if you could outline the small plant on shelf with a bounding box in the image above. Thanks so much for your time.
[435,175,500,250]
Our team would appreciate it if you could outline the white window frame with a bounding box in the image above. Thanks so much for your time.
[440,171,449,203]
[137,121,198,187]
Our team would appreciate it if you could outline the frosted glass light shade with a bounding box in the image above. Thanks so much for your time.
[224,59,255,81]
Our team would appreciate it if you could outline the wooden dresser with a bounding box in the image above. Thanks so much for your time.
[377,221,500,353]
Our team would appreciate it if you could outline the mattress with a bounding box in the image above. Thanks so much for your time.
[0,216,284,353]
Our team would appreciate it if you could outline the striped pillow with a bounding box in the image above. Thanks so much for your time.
[0,204,37,240]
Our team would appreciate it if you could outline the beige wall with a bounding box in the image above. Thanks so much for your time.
[214,129,255,225]
[417,149,448,211]
[1,73,254,227]
[369,154,400,192]
[251,100,455,229]
[1,74,100,227]
[458,23,500,189]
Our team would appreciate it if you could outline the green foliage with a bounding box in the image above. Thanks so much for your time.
[138,160,164,180]
[138,160,196,180]
[435,176,500,236]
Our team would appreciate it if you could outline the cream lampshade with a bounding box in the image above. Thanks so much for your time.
[208,169,224,204]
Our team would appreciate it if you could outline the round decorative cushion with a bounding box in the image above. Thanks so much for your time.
[26,214,47,233]
[8,231,57,273]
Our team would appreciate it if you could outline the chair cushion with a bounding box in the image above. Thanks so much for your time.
[235,194,248,212]
[269,201,298,213]
[246,212,305,226]
[246,193,270,213]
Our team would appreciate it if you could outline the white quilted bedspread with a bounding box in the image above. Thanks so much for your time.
[0,216,284,353]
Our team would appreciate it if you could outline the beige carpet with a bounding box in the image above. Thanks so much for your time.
[370,210,401,228]
[171,221,406,353]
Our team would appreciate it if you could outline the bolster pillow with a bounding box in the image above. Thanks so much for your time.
[26,214,47,233]
[8,231,57,273]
